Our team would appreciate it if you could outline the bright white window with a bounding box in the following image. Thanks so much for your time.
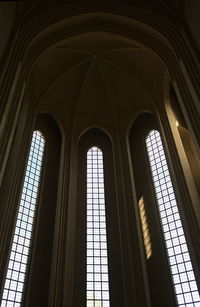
[1,131,45,307]
[87,147,110,307]
[146,129,200,307]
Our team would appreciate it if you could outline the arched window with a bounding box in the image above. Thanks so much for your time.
[129,113,200,307]
[145,129,200,306]
[1,130,45,307]
[75,128,125,307]
[86,146,110,307]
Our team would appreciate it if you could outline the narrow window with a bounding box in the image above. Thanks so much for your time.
[87,147,110,307]
[146,129,200,306]
[1,130,45,307]
[138,196,152,259]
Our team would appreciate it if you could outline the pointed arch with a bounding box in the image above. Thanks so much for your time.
[24,113,62,307]
[74,128,125,307]
[129,112,200,307]
[129,112,177,307]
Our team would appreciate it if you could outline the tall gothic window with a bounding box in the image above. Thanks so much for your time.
[86,146,110,307]
[1,130,45,307]
[75,128,124,307]
[145,129,200,307]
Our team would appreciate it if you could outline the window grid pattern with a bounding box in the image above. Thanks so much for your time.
[87,147,110,307]
[138,196,152,260]
[1,131,45,307]
[146,130,200,307]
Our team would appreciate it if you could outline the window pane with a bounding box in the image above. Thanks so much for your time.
[87,147,110,307]
[146,129,200,306]
[1,131,45,307]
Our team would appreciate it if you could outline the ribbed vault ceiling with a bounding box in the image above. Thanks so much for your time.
[29,32,166,132]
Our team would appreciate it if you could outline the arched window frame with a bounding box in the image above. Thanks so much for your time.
[75,128,125,307]
[0,114,62,307]
[129,113,200,307]
[25,114,62,307]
